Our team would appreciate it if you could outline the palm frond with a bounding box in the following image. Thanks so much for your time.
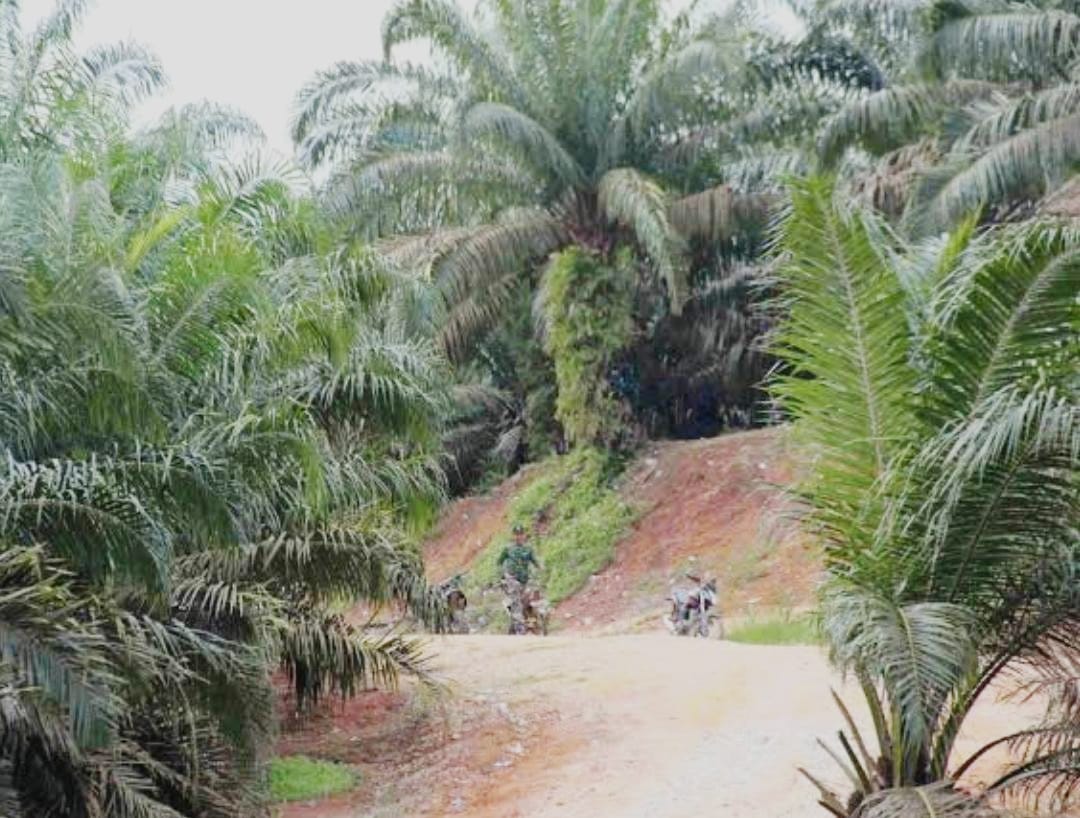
[0,459,171,588]
[920,223,1080,423]
[464,101,583,187]
[922,10,1080,81]
[669,185,772,244]
[382,0,523,105]
[326,150,538,236]
[76,42,166,108]
[432,212,568,358]
[292,60,454,168]
[280,615,430,707]
[175,528,444,626]
[610,36,745,165]
[959,83,1080,152]
[0,546,121,747]
[931,112,1080,225]
[770,176,916,557]
[819,81,999,166]
[598,167,687,311]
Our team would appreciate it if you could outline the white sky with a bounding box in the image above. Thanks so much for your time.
[22,0,412,154]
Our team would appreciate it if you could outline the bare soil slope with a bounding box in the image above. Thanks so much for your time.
[425,428,821,630]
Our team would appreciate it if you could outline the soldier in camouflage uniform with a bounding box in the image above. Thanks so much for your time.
[498,524,539,634]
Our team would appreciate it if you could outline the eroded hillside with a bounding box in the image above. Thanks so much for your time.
[424,428,822,632]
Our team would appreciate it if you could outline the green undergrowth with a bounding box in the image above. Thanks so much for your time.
[269,755,358,803]
[465,448,636,609]
[725,612,821,646]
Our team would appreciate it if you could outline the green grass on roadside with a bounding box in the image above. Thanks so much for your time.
[269,755,357,803]
[725,614,820,645]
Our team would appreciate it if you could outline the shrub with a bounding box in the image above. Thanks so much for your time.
[541,248,636,450]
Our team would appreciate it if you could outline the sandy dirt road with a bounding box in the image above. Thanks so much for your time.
[385,634,1036,818]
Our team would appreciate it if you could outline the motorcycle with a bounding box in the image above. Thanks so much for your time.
[502,576,550,635]
[666,575,721,638]
[436,573,469,634]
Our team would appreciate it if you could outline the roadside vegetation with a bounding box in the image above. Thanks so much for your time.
[0,0,1076,816]
[772,177,1078,816]
[269,757,358,803]
[726,613,820,646]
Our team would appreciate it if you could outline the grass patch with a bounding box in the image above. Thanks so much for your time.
[269,755,357,803]
[726,614,821,645]
[465,448,636,607]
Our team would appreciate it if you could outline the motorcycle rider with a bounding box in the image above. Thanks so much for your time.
[498,524,540,633]
[671,574,719,635]
[437,573,468,633]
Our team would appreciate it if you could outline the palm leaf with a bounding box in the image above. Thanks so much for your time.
[669,185,772,244]
[922,10,1080,80]
[382,0,523,106]
[771,176,917,558]
[819,81,999,166]
[931,112,1080,225]
[825,588,978,778]
[598,167,687,311]
[464,101,584,187]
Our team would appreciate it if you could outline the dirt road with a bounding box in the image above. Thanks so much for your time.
[366,634,1032,818]
[281,633,1039,818]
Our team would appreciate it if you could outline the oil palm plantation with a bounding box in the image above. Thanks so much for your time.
[815,0,1080,232]
[0,132,451,815]
[293,0,843,446]
[772,177,1079,816]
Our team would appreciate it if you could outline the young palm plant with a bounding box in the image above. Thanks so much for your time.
[772,177,1079,816]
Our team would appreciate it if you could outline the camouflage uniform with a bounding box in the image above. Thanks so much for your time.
[498,542,538,633]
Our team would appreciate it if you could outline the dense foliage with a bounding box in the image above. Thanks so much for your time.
[0,3,450,816]
[540,248,636,449]
[292,0,818,451]
[814,0,1080,230]
[1,0,1078,816]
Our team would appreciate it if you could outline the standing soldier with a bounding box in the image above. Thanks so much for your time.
[498,524,539,634]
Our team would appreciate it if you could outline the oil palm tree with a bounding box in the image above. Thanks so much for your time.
[816,0,1080,231]
[772,176,1079,816]
[0,143,450,816]
[289,0,859,447]
[291,0,773,347]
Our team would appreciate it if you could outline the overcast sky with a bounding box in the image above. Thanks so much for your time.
[22,0,413,155]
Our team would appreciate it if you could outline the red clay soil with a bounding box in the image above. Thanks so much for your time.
[557,427,822,630]
[422,466,540,583]
[276,678,564,818]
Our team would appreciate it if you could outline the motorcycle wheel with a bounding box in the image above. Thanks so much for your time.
[696,615,711,638]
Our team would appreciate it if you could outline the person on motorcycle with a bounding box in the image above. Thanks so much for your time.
[437,573,468,633]
[498,524,539,633]
[670,574,720,637]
